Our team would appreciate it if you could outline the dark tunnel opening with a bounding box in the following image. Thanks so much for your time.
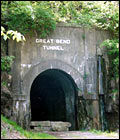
[30,69,78,130]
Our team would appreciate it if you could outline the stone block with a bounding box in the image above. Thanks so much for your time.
[51,121,71,131]
[30,121,51,127]
[51,126,69,131]
[34,126,52,131]
[51,121,71,127]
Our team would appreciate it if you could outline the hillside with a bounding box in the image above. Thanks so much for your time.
[1,115,57,139]
[1,119,26,139]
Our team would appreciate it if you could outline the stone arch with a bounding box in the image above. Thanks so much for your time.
[21,59,83,129]
[22,59,83,98]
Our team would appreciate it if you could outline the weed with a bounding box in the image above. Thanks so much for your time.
[89,129,119,137]
[1,129,7,138]
[1,115,57,139]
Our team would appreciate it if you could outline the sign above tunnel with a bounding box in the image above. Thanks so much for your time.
[36,38,71,51]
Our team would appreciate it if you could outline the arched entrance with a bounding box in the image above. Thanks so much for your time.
[30,69,78,130]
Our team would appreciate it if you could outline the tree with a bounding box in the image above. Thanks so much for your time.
[1,1,56,38]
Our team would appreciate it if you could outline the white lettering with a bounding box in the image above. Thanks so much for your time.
[43,39,47,43]
[36,39,39,43]
[50,39,54,44]
[43,45,64,51]
[56,39,60,44]
[56,39,70,44]
[36,39,43,43]
[46,39,50,43]
[43,46,46,50]
[36,39,55,44]
[36,39,70,44]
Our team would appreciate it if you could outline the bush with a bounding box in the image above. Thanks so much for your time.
[100,39,119,79]
[3,1,56,37]
[1,56,15,72]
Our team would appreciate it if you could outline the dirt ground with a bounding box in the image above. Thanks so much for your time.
[1,119,119,139]
[1,121,26,139]
[47,131,119,139]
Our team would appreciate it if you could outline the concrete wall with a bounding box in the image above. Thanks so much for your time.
[8,23,110,130]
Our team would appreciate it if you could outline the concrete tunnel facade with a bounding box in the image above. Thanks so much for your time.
[8,23,110,130]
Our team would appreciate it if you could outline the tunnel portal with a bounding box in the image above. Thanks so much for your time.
[30,69,78,130]
[9,24,111,130]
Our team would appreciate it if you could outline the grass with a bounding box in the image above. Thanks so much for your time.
[1,115,57,139]
[79,128,118,138]
[89,129,119,137]
[1,129,7,138]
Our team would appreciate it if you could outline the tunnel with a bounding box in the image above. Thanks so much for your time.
[30,69,78,130]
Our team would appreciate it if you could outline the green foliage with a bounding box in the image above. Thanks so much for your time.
[38,1,119,35]
[1,26,26,42]
[1,81,8,87]
[1,129,7,138]
[1,115,57,139]
[112,89,118,94]
[1,26,24,73]
[1,1,118,38]
[1,56,15,72]
[1,1,56,38]
[5,1,34,34]
[100,39,119,79]
[33,6,56,38]
[89,129,118,137]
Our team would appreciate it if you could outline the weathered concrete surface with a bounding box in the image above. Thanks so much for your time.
[8,23,110,130]
[30,121,51,127]
[77,98,100,130]
[51,122,71,131]
[30,121,71,131]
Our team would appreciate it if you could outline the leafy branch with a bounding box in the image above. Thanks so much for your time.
[1,26,26,42]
